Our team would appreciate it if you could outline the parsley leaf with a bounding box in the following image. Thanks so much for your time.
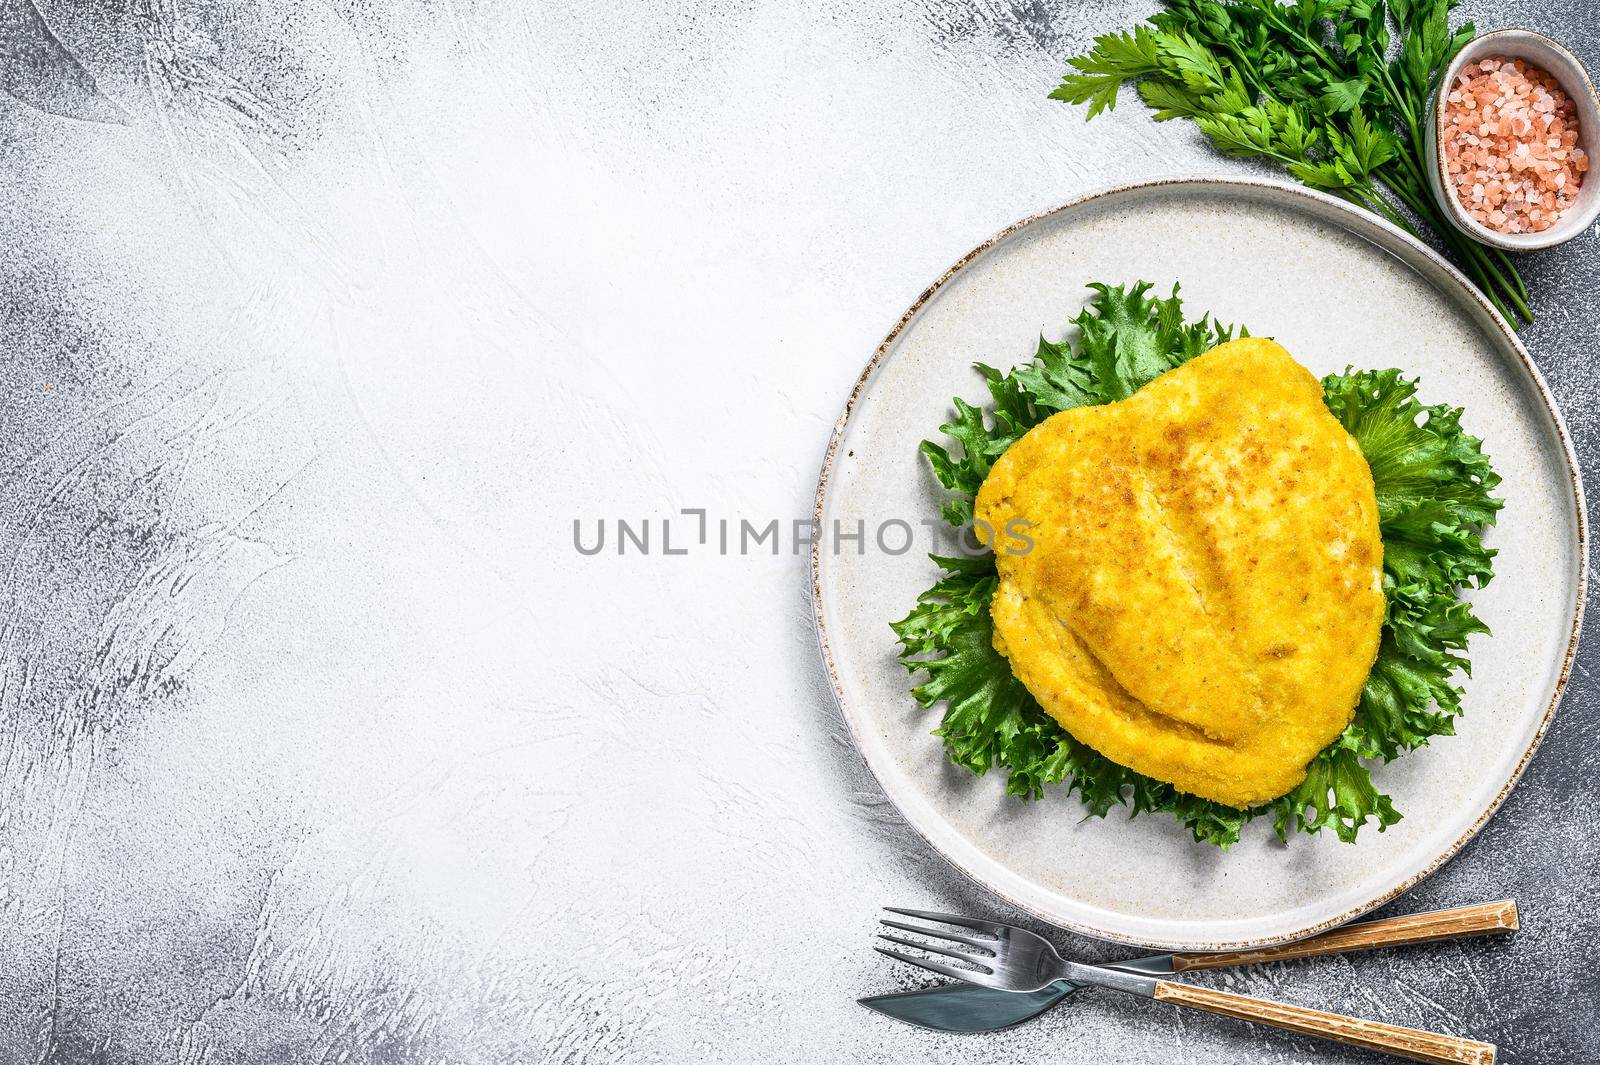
[1320,76,1370,113]
[892,282,1498,846]
[1048,27,1163,117]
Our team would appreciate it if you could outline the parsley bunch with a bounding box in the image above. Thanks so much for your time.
[1050,0,1533,326]
[891,281,1500,846]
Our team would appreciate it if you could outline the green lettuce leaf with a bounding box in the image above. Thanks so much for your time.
[891,282,1499,846]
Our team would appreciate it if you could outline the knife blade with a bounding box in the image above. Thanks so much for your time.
[857,955,1178,1032]
[857,979,1080,1033]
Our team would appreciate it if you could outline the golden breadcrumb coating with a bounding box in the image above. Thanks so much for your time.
[975,338,1384,807]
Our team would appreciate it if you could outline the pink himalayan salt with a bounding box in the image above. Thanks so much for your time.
[1442,56,1586,234]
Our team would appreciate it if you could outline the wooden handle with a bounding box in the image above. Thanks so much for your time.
[1171,900,1519,973]
[1154,982,1496,1064]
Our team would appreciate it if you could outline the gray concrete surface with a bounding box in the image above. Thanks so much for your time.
[0,1,1594,1061]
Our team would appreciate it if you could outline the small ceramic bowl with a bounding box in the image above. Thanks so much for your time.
[1424,29,1600,251]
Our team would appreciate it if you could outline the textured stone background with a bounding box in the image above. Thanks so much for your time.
[0,1,1594,1062]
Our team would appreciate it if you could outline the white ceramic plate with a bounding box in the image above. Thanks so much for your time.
[811,177,1586,950]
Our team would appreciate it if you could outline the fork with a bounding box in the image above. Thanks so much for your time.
[877,908,1497,1064]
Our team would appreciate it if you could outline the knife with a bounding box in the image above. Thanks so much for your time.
[859,899,1519,1033]
[858,953,1173,1033]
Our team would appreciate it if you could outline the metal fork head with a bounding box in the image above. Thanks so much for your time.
[875,907,1066,993]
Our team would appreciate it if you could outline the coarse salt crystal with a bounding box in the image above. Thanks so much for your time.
[1441,55,1585,234]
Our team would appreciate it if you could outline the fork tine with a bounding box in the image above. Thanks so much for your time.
[883,906,1005,936]
[878,918,995,953]
[873,947,1007,990]
[876,933,991,967]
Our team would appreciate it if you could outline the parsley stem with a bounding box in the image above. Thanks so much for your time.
[1449,226,1534,325]
[1265,8,1525,317]
[1218,40,1272,103]
[1463,242,1534,323]
[1349,187,1511,323]
[1391,149,1435,205]
[1450,238,1528,324]
[1380,166,1533,324]
[1486,244,1532,304]
[1249,3,1531,323]
[1350,183,1415,234]
[1371,57,1423,136]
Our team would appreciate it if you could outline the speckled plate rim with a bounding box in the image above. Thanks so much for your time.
[809,175,1588,951]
